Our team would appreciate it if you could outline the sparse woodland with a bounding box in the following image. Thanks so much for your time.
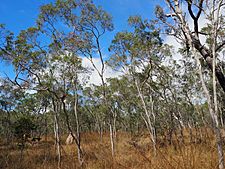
[0,0,225,169]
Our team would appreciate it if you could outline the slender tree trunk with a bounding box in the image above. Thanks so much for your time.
[73,92,83,165]
[6,109,11,145]
[60,90,84,166]
[219,106,224,127]
[211,3,224,166]
[100,123,103,143]
[44,115,49,162]
[212,15,224,167]
[52,99,61,169]
[196,52,224,169]
[113,111,117,140]
[135,80,156,155]
[109,123,115,157]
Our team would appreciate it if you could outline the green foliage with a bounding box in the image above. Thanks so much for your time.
[13,116,37,139]
[108,15,167,73]
[154,5,166,22]
[0,0,222,148]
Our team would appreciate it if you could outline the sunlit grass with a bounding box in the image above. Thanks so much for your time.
[0,129,223,169]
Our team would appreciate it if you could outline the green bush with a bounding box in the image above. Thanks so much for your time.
[13,117,37,139]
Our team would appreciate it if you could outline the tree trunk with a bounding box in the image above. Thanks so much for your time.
[60,90,84,166]
[196,52,224,169]
[109,123,115,157]
[52,99,61,169]
[135,80,156,155]
[73,92,84,165]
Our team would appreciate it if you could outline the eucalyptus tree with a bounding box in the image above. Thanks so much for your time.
[0,78,20,144]
[109,16,172,154]
[83,85,107,141]
[0,0,114,164]
[0,23,66,167]
[156,0,225,92]
[36,0,117,157]
[44,51,86,165]
[156,1,225,167]
[106,77,142,136]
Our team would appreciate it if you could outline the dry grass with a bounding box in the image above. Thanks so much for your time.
[0,129,223,169]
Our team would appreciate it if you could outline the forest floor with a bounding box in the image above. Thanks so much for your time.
[0,129,224,169]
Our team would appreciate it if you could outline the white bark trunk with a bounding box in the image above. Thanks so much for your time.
[109,123,115,157]
[195,51,224,169]
[53,100,61,169]
[135,80,156,155]
[73,87,84,165]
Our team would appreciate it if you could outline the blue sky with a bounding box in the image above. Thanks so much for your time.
[0,0,163,79]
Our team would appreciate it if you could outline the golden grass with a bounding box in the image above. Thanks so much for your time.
[0,129,223,169]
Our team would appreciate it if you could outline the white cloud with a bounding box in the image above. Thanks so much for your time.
[81,57,123,86]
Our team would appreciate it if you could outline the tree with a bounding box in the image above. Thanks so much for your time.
[156,0,225,92]
[156,1,225,168]
[36,0,116,157]
[13,116,37,141]
[0,0,112,165]
[109,16,172,154]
